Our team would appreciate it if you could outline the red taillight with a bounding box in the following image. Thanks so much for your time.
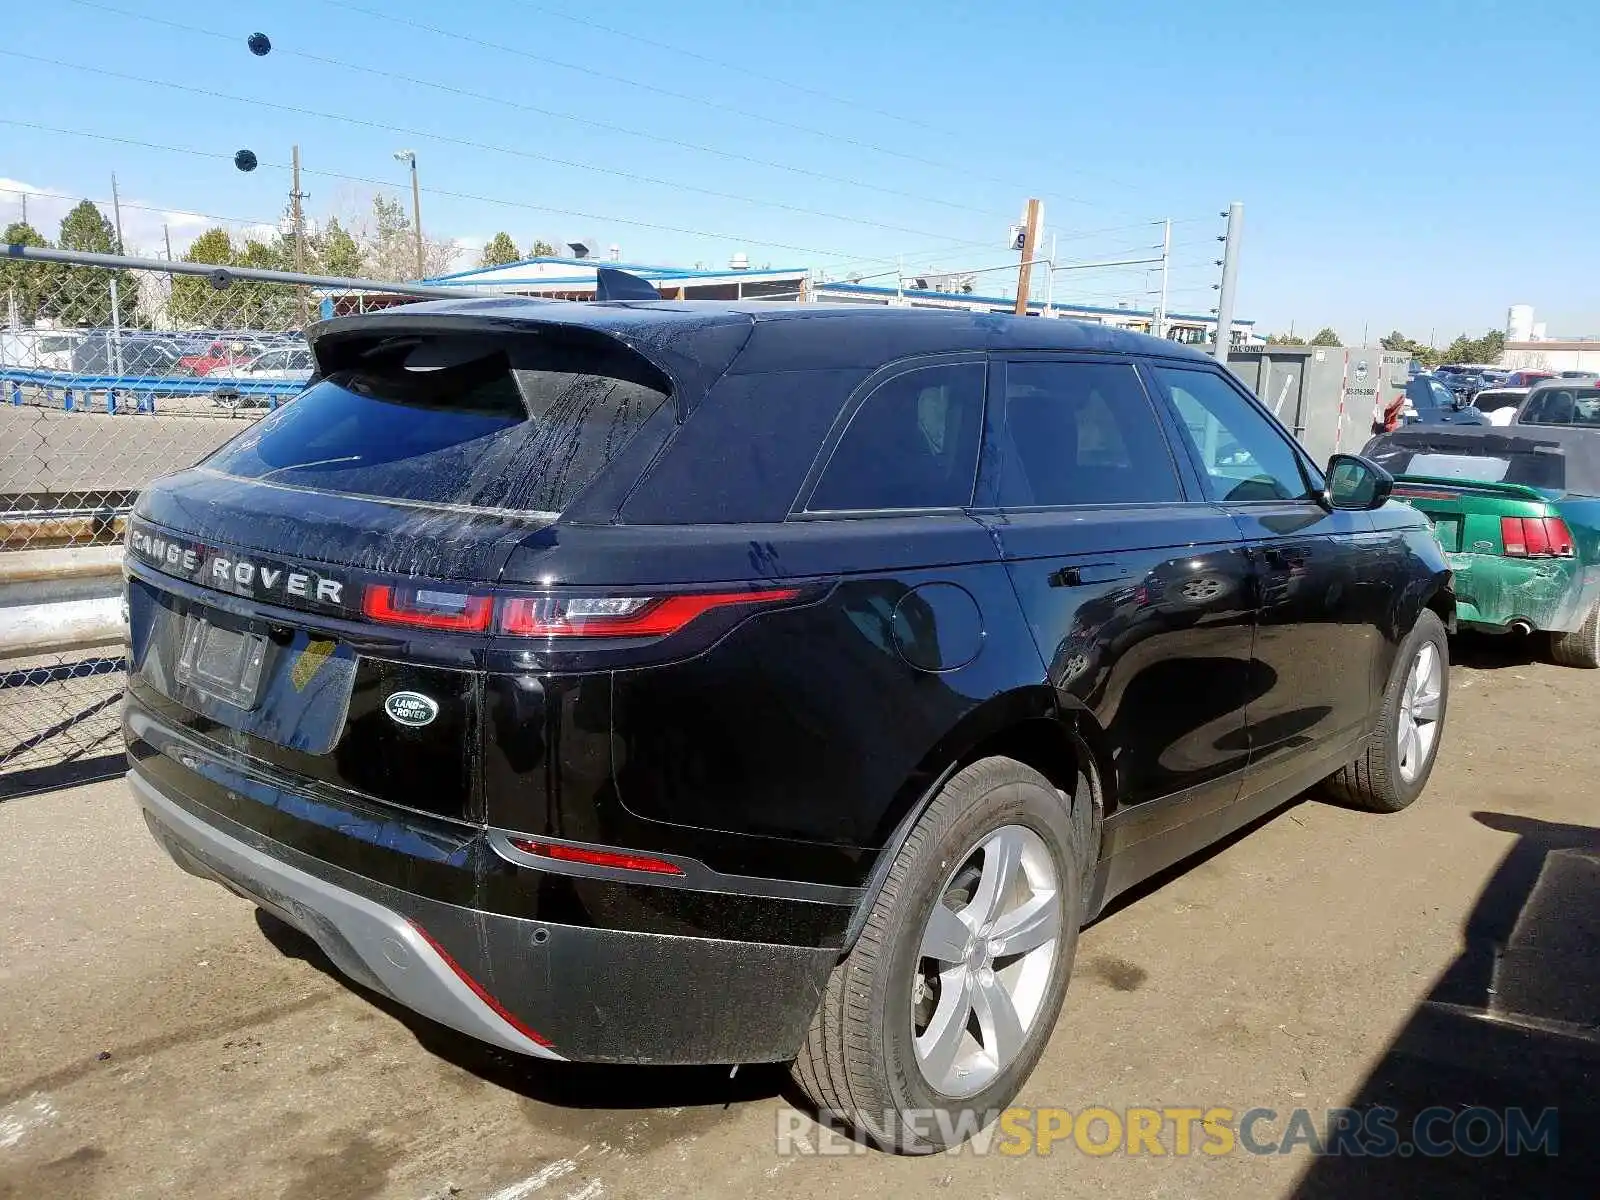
[358,582,801,638]
[508,838,684,876]
[362,584,493,631]
[498,589,800,638]
[1501,517,1526,556]
[1500,516,1576,558]
[1546,517,1576,556]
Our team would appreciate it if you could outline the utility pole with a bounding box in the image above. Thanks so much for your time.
[19,193,25,226]
[291,145,310,324]
[1212,201,1243,362]
[1013,198,1042,316]
[290,145,307,274]
[393,150,424,279]
[109,172,125,374]
[1044,233,1058,316]
[110,173,125,253]
[163,224,173,261]
[1153,218,1171,339]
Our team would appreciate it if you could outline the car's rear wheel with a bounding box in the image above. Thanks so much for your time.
[1550,600,1600,669]
[1319,608,1449,813]
[791,756,1084,1153]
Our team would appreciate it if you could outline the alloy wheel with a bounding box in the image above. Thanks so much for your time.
[1397,641,1443,783]
[912,825,1062,1098]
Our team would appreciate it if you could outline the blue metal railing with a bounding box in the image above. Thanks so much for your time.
[2,367,303,414]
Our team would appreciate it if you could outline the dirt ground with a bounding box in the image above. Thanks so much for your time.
[1,634,1596,1199]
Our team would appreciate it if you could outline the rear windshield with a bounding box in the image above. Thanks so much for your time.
[1473,389,1524,414]
[206,331,671,512]
[1371,447,1566,490]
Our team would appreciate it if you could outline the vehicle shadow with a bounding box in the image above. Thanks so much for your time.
[1288,811,1600,1197]
[253,909,790,1117]
[1448,631,1546,670]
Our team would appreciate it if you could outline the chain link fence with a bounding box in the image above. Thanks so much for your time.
[1,247,481,795]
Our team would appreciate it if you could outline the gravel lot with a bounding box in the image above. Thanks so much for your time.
[1,636,1596,1199]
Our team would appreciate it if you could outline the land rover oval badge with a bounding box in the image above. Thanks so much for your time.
[385,691,438,728]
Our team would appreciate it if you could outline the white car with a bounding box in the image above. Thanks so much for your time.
[210,347,315,409]
[235,347,315,383]
[1474,387,1529,427]
[0,330,83,372]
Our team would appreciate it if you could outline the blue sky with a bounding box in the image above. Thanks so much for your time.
[3,0,1596,341]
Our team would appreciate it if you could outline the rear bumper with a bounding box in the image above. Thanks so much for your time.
[1445,553,1596,633]
[131,767,839,1065]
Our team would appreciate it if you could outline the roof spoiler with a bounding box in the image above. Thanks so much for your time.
[594,267,661,302]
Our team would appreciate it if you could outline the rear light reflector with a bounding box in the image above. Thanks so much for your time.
[362,585,493,631]
[498,588,800,638]
[405,918,554,1048]
[508,838,684,876]
[1499,516,1576,558]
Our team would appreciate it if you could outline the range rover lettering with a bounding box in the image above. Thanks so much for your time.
[125,291,1453,1152]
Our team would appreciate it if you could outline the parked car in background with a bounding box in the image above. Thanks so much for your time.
[1474,386,1530,426]
[209,346,316,408]
[0,329,83,371]
[124,298,1454,1152]
[1435,364,1502,405]
[234,346,314,383]
[1559,370,1599,380]
[1500,379,1600,430]
[71,332,191,377]
[1365,424,1600,666]
[178,338,257,377]
[1402,373,1488,426]
[1502,369,1555,388]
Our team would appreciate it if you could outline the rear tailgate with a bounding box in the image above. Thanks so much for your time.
[124,317,690,822]
[125,499,540,822]
[1390,475,1554,554]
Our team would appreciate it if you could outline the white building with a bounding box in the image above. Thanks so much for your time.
[1501,304,1600,373]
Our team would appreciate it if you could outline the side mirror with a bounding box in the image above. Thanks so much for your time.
[1323,454,1393,511]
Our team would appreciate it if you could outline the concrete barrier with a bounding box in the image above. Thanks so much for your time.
[0,545,126,658]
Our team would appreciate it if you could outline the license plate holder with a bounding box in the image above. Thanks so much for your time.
[176,617,269,709]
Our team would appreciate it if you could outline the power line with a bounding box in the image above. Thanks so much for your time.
[0,184,282,233]
[511,0,945,134]
[0,118,990,268]
[60,0,995,219]
[0,49,989,247]
[321,0,1147,212]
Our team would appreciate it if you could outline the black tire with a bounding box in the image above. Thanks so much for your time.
[1550,601,1600,669]
[791,756,1086,1153]
[1319,608,1449,813]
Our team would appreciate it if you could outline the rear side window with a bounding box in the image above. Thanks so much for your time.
[1521,388,1600,427]
[994,360,1181,506]
[807,362,985,511]
[206,332,671,512]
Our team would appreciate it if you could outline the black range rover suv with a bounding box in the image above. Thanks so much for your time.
[125,297,1453,1151]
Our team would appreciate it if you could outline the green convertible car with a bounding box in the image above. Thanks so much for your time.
[1363,423,1600,668]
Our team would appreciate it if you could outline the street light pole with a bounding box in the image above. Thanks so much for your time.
[394,150,424,279]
